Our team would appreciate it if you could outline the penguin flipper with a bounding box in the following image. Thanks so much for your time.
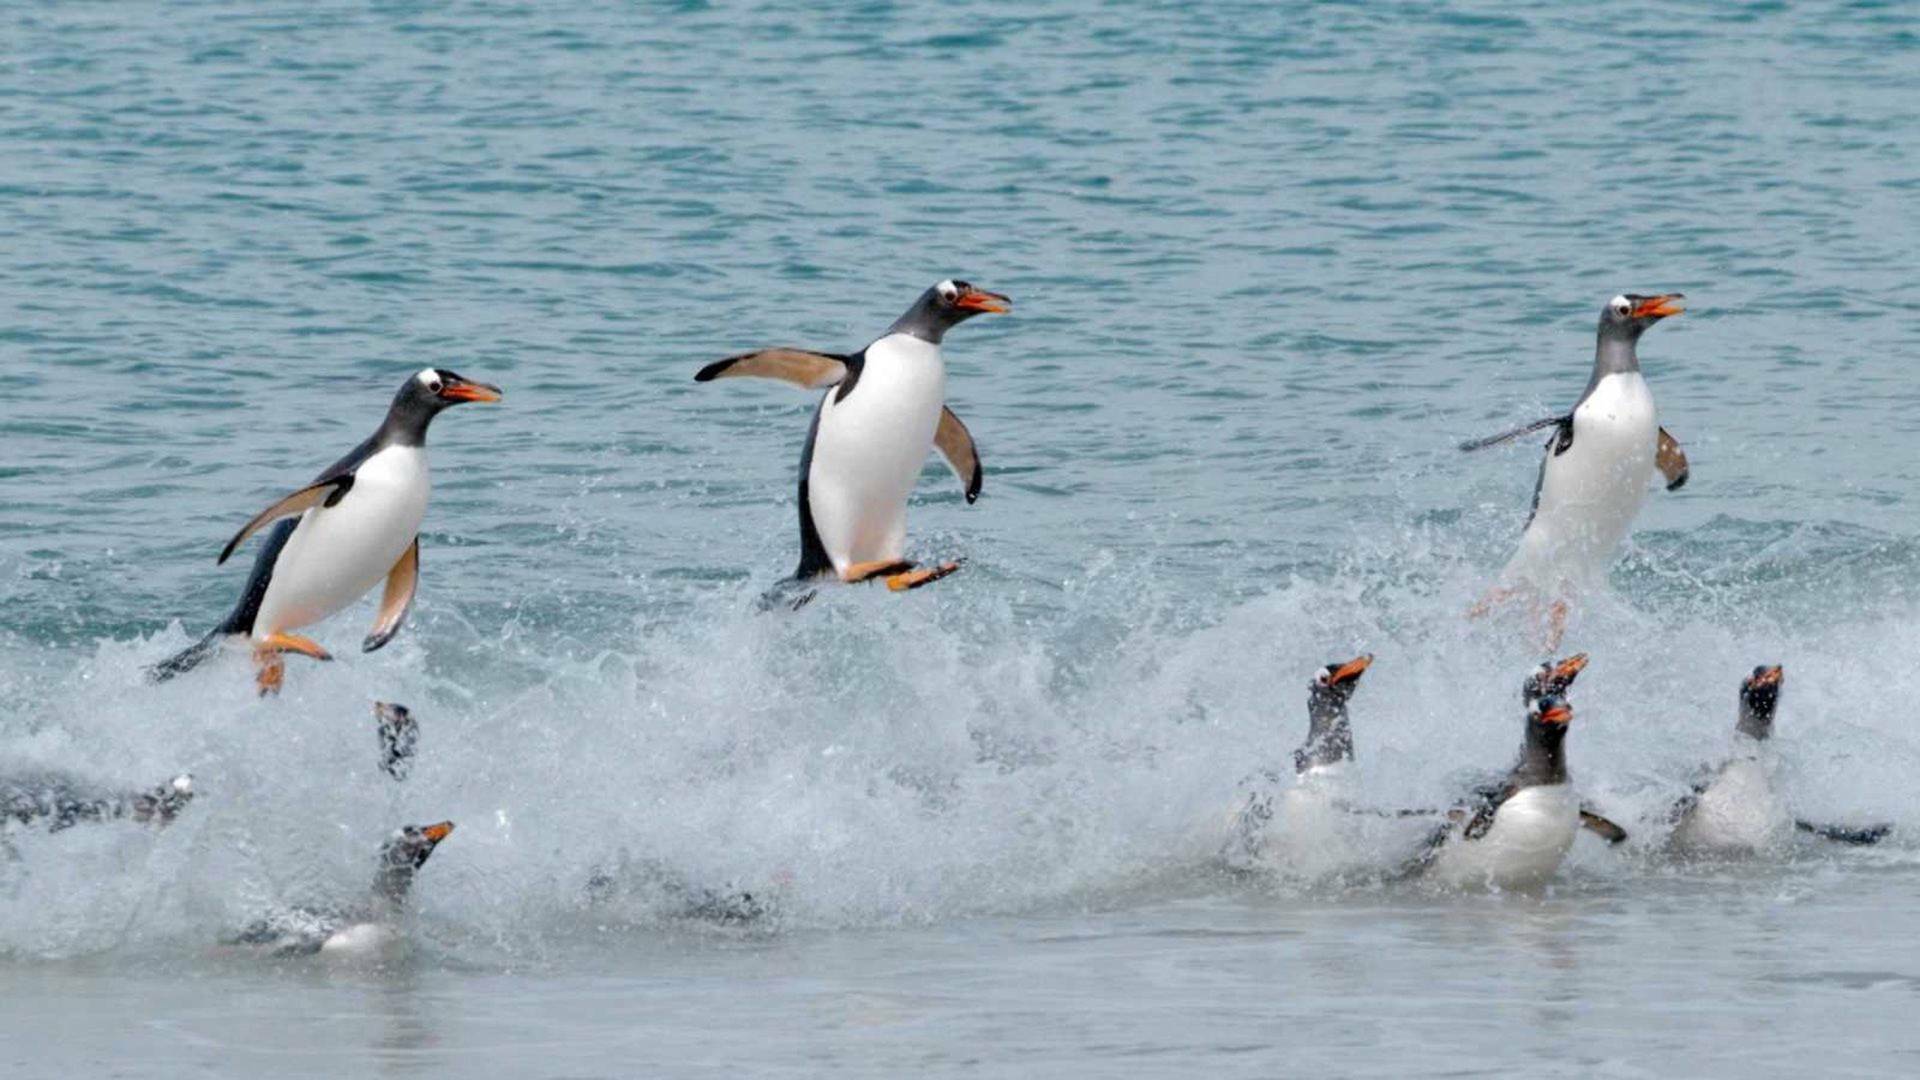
[218,476,355,565]
[1795,819,1892,846]
[694,348,849,389]
[934,406,983,504]
[1656,427,1689,491]
[363,537,419,653]
[1458,415,1568,452]
[1579,808,1630,845]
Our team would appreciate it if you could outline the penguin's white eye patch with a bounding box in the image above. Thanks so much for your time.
[1314,670,1332,687]
[937,280,959,300]
[1610,296,1630,316]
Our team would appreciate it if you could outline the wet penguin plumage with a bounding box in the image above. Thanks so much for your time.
[149,368,501,693]
[1222,653,1372,872]
[1466,295,1689,643]
[225,821,453,958]
[695,280,1008,592]
[1670,666,1890,853]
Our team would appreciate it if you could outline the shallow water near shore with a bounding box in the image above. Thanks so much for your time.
[5,0,1920,1076]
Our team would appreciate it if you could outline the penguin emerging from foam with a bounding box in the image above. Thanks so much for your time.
[1464,295,1689,647]
[149,368,501,693]
[695,280,1008,592]
[224,821,453,958]
[1,770,193,832]
[1416,663,1628,890]
[1669,666,1890,854]
[1223,654,1374,874]
[373,701,419,781]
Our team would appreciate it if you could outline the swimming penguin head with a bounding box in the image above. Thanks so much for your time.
[372,820,455,904]
[1295,654,1371,772]
[1522,653,1588,705]
[1599,293,1684,339]
[887,279,1013,344]
[1736,665,1784,741]
[382,368,504,444]
[129,773,194,826]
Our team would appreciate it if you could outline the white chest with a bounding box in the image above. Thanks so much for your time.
[253,445,431,636]
[1430,783,1579,890]
[804,334,947,569]
[1672,755,1790,854]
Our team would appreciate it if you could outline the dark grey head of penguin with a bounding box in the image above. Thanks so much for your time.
[885,279,1012,344]
[373,820,454,903]
[1522,653,1589,705]
[1736,665,1784,740]
[382,367,504,446]
[1295,654,1371,772]
[1594,293,1684,374]
[1517,694,1574,784]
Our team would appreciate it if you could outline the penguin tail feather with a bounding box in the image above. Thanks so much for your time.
[146,625,233,683]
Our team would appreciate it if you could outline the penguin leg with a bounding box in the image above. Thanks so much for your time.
[884,562,963,592]
[841,560,913,584]
[251,633,333,696]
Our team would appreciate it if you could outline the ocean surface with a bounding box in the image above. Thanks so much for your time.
[4,1,1920,1076]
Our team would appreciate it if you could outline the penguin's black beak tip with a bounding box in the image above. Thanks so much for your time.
[954,287,1011,315]
[440,379,503,404]
[1630,294,1684,320]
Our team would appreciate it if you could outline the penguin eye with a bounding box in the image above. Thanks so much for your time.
[938,282,959,302]
[427,377,444,394]
[1612,298,1630,316]
[1314,670,1332,687]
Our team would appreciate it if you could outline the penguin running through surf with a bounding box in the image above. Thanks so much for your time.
[149,368,501,694]
[1415,660,1628,890]
[1464,294,1690,647]
[695,280,1007,593]
[224,821,454,958]
[1668,666,1891,854]
[1,770,193,833]
[1222,654,1376,875]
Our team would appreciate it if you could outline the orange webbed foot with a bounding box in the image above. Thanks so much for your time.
[885,561,962,592]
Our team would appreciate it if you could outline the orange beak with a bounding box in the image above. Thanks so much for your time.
[1631,294,1685,319]
[1552,653,1590,681]
[421,821,455,843]
[1539,703,1573,726]
[955,287,1011,314]
[1750,666,1783,689]
[440,380,504,403]
[1329,654,1373,685]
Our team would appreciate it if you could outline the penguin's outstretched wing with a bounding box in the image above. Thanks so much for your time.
[934,406,983,504]
[363,537,419,653]
[1458,415,1568,452]
[1657,427,1689,491]
[694,348,850,389]
[1795,819,1891,846]
[218,476,356,564]
[1579,807,1630,845]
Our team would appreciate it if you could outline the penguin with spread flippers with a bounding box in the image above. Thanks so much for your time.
[1669,666,1890,854]
[1222,654,1373,871]
[1,770,193,832]
[148,369,501,694]
[1416,664,1628,890]
[224,821,453,958]
[1464,295,1689,647]
[695,280,1007,593]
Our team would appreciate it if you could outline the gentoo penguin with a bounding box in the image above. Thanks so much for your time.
[695,280,1008,591]
[1669,666,1890,853]
[1,770,193,831]
[225,821,453,957]
[1419,689,1628,890]
[1223,654,1373,870]
[373,701,418,781]
[1465,294,1689,646]
[149,368,501,693]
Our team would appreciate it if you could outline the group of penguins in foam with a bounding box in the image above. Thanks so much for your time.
[8,282,1890,956]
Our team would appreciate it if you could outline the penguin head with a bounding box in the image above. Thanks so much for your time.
[1528,694,1573,739]
[888,279,1012,344]
[384,369,503,442]
[1522,653,1588,704]
[373,821,454,903]
[130,773,194,825]
[1308,654,1372,708]
[1738,665,1784,739]
[1599,293,1684,339]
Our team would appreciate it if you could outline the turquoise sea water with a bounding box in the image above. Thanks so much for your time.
[4,2,1920,1076]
